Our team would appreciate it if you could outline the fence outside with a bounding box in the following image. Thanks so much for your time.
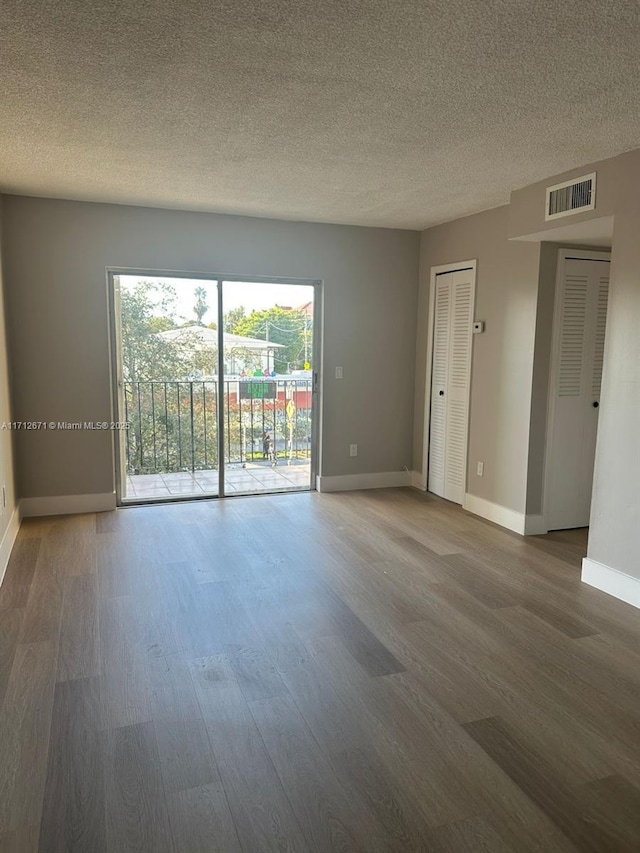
[123,378,313,475]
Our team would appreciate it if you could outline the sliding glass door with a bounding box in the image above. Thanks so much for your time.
[111,273,317,503]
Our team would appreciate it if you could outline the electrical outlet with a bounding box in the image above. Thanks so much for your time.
[349,444,358,457]
[335,366,344,379]
[477,461,484,477]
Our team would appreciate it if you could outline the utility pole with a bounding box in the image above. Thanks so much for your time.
[265,320,270,373]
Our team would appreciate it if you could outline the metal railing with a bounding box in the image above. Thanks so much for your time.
[123,379,313,475]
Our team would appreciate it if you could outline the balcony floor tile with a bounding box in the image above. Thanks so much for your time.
[125,464,311,502]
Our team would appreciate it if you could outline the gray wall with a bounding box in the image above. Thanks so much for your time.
[525,241,558,515]
[413,205,541,514]
[1,196,420,499]
[0,199,17,543]
[507,150,626,240]
[510,151,640,583]
[587,190,640,581]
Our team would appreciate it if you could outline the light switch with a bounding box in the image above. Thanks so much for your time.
[335,366,343,379]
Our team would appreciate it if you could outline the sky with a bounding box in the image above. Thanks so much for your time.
[119,275,314,327]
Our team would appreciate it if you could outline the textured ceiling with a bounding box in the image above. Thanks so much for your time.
[2,0,640,229]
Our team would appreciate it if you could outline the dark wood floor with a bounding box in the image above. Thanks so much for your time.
[0,488,639,852]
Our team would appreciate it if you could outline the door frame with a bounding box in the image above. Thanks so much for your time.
[541,247,611,530]
[421,259,477,495]
[106,267,322,505]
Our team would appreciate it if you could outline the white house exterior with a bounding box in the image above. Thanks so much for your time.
[156,325,284,375]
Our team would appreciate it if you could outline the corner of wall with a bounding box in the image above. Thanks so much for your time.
[582,557,640,610]
[0,193,20,584]
[0,504,21,588]
[524,241,558,517]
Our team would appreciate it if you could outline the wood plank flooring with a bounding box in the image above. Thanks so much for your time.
[0,488,638,852]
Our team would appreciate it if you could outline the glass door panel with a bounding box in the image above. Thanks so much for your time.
[115,274,221,502]
[221,280,315,496]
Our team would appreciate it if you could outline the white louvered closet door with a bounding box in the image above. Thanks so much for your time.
[546,256,610,530]
[428,269,475,504]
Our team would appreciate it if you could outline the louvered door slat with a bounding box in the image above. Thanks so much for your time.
[445,400,467,491]
[444,277,473,502]
[450,282,472,388]
[591,276,609,398]
[428,269,474,505]
[428,275,451,498]
[432,282,450,386]
[558,276,588,396]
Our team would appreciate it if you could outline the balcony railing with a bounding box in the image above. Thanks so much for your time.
[123,379,313,475]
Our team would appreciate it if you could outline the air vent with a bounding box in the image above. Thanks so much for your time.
[545,172,596,221]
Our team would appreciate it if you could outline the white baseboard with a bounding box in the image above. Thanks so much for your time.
[316,471,411,493]
[462,493,544,536]
[523,514,547,535]
[463,493,525,533]
[410,470,426,491]
[0,505,21,589]
[20,492,117,517]
[581,557,640,609]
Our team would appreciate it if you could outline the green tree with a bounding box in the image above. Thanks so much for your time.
[148,316,175,333]
[223,305,246,331]
[230,306,310,373]
[193,286,209,325]
[120,279,222,475]
[120,280,194,381]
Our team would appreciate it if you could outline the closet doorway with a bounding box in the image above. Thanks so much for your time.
[544,249,611,530]
[425,262,476,503]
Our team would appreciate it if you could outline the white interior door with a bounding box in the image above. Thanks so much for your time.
[545,254,610,530]
[428,268,475,504]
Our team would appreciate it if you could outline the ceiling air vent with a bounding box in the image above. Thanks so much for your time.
[545,172,596,221]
